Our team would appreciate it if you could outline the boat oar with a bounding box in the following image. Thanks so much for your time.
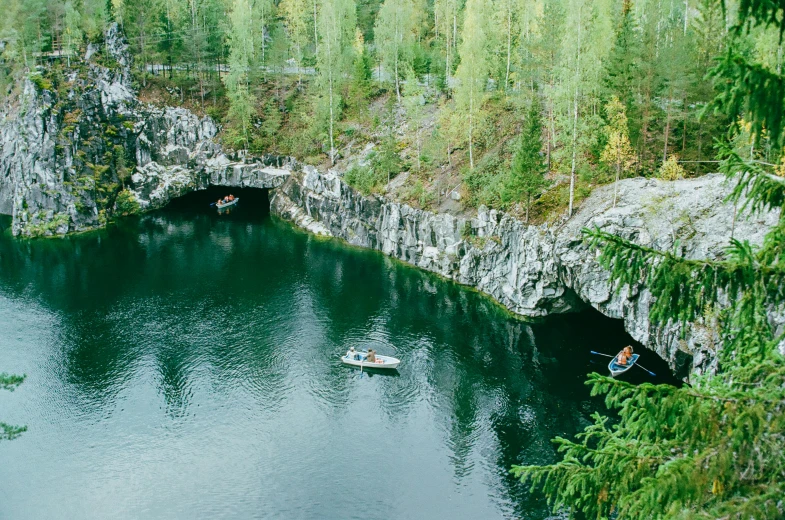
[635,364,656,377]
[590,351,614,358]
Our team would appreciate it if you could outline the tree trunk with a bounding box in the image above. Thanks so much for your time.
[613,159,620,207]
[569,90,578,217]
[569,6,582,218]
[313,0,319,53]
[468,87,475,169]
[504,0,512,91]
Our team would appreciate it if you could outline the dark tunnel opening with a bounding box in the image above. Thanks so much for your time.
[532,307,684,387]
[162,186,271,219]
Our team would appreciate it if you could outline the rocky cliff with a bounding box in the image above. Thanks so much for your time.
[270,167,779,377]
[2,27,778,376]
[0,25,289,237]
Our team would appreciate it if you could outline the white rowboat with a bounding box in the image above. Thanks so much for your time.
[342,351,400,370]
[608,352,640,377]
[216,198,239,209]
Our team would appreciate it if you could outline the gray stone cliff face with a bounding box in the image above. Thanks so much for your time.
[0,24,289,236]
[1,27,777,375]
[270,168,779,377]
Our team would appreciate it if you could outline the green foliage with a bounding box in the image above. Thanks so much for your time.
[513,5,785,517]
[503,97,547,220]
[27,213,71,237]
[29,72,53,92]
[114,189,141,216]
[344,137,404,195]
[0,373,28,441]
[0,373,25,391]
[344,165,383,195]
[657,154,686,180]
[400,178,435,208]
[454,0,490,169]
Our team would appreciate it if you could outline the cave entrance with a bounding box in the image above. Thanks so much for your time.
[163,186,271,219]
[531,306,684,386]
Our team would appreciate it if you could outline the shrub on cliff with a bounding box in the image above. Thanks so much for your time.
[512,3,785,517]
[114,189,141,217]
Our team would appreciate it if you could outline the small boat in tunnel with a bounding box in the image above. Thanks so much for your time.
[608,352,640,377]
[215,197,239,210]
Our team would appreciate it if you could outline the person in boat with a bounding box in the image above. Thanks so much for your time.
[616,346,634,366]
[346,347,357,360]
[229,194,235,201]
[366,349,376,363]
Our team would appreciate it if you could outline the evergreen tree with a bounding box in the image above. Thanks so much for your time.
[512,4,785,519]
[123,0,163,85]
[504,96,547,222]
[603,0,639,145]
[346,28,372,114]
[1,373,26,441]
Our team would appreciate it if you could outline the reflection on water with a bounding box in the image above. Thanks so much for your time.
[0,207,610,519]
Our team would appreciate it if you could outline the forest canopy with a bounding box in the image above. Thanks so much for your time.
[0,0,783,216]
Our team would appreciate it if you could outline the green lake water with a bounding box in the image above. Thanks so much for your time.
[0,191,628,519]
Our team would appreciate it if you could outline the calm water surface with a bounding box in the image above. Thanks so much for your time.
[0,193,610,519]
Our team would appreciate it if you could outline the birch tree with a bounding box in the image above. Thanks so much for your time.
[494,0,516,91]
[281,0,310,81]
[455,0,490,169]
[374,0,415,103]
[316,0,356,164]
[601,96,636,207]
[403,68,425,170]
[252,0,274,70]
[565,0,583,217]
[434,0,460,84]
[225,0,257,147]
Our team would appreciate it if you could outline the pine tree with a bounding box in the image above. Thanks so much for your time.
[1,373,26,441]
[512,4,785,519]
[603,0,639,144]
[504,96,547,222]
[123,0,163,85]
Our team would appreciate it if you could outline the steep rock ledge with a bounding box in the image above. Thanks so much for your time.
[271,167,778,376]
[0,24,290,237]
